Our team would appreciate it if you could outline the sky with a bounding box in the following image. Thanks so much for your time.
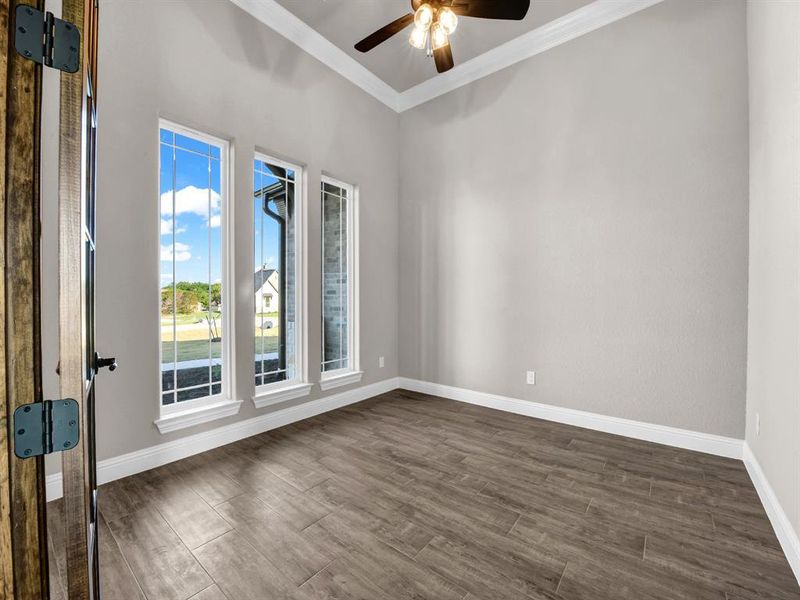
[159,129,282,289]
[254,160,289,280]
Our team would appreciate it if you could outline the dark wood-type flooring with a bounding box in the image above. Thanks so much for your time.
[47,389,800,599]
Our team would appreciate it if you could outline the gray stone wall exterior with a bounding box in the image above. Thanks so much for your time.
[322,184,348,372]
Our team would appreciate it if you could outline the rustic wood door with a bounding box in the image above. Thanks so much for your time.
[0,0,49,597]
[58,0,102,597]
[1,0,101,597]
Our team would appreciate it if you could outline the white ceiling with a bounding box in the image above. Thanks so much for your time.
[231,0,665,112]
[273,0,594,92]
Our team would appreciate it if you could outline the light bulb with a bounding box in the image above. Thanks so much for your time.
[409,26,427,50]
[438,7,458,35]
[414,3,433,29]
[430,22,449,50]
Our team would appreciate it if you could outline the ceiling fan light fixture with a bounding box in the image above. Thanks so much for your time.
[354,0,531,74]
[438,7,458,35]
[430,22,449,50]
[414,3,434,29]
[409,25,428,49]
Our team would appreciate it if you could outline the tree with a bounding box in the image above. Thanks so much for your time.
[169,281,221,310]
[161,281,222,314]
[161,287,202,315]
[209,283,221,308]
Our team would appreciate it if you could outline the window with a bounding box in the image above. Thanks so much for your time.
[254,154,308,403]
[320,176,360,389]
[159,121,233,418]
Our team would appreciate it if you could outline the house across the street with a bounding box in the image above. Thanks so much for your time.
[254,266,280,314]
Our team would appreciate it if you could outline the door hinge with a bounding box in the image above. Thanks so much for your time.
[14,4,80,73]
[14,399,80,458]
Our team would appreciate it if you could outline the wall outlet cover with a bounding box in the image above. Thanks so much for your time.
[526,371,536,385]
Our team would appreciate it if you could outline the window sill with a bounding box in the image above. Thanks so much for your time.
[154,398,242,434]
[253,382,313,409]
[319,370,363,391]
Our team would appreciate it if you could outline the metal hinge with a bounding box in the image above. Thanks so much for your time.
[14,399,80,458]
[14,4,80,73]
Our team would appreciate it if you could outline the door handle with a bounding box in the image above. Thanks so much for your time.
[94,353,117,372]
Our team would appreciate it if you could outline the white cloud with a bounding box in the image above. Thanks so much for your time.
[160,242,191,262]
[160,186,221,226]
[160,218,187,235]
[209,214,221,228]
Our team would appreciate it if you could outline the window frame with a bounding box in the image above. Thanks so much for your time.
[252,152,310,407]
[319,174,361,390]
[155,119,239,430]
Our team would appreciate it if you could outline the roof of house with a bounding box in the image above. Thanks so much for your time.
[254,267,278,293]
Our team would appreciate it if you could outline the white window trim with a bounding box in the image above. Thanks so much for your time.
[252,152,310,408]
[319,369,363,391]
[320,175,360,391]
[254,382,313,409]
[155,398,243,434]
[155,119,238,433]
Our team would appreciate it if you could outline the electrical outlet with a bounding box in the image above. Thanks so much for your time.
[526,371,536,385]
[756,413,760,436]
[379,356,385,368]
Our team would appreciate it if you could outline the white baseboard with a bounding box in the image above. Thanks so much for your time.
[46,377,400,501]
[743,443,800,585]
[398,378,744,459]
[46,375,743,499]
[399,379,799,585]
[44,373,800,589]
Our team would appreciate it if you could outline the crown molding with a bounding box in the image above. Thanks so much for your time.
[229,0,401,111]
[396,0,666,111]
[231,0,666,114]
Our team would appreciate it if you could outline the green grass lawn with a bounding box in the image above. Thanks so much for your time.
[162,340,221,363]
[162,335,280,363]
[161,311,221,326]
[162,312,275,327]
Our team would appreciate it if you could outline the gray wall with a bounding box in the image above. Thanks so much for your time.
[398,0,749,437]
[41,0,755,477]
[44,0,400,469]
[746,0,800,535]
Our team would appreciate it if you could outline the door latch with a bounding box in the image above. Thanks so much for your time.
[14,399,80,458]
[94,353,117,372]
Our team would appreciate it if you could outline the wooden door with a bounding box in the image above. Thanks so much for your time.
[0,0,49,598]
[58,0,101,597]
[0,0,101,597]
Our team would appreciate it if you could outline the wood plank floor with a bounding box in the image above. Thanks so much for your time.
[48,389,800,599]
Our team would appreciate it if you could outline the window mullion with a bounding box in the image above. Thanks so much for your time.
[321,183,326,371]
[260,170,265,377]
[338,191,344,370]
[171,143,177,404]
[207,155,212,396]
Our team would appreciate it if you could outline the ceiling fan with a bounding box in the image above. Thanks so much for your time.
[354,0,531,74]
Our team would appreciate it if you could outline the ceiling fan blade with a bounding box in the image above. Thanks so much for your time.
[450,0,530,20]
[434,43,454,73]
[355,13,415,52]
